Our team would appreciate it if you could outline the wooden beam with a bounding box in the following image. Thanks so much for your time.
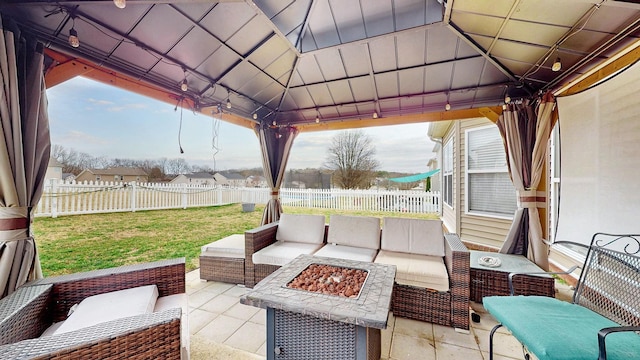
[297,107,503,132]
[559,45,640,96]
[479,106,501,123]
[45,60,93,88]
[43,49,256,130]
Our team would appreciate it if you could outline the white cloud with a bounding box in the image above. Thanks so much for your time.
[54,130,110,147]
[87,98,114,106]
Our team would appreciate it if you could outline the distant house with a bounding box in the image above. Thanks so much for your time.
[246,175,267,188]
[44,157,63,182]
[170,172,216,186]
[75,167,149,183]
[213,172,245,187]
[62,173,76,182]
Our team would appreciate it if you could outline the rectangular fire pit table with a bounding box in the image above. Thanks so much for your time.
[240,254,396,360]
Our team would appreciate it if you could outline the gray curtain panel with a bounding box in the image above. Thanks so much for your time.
[497,92,556,270]
[255,125,298,225]
[0,17,51,299]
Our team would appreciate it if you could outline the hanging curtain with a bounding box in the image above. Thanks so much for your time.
[256,125,298,225]
[0,17,51,299]
[496,92,556,270]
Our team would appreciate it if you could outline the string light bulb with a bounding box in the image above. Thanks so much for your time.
[372,111,378,119]
[552,57,562,72]
[180,69,188,92]
[68,17,80,48]
[445,103,451,111]
[505,95,511,104]
[315,116,320,123]
[253,113,258,120]
[113,0,126,8]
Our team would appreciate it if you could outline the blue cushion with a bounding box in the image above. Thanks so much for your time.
[483,296,640,360]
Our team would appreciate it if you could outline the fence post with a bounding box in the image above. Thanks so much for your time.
[51,179,59,218]
[131,181,137,212]
[182,183,188,209]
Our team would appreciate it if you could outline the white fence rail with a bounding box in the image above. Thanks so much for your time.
[34,180,440,218]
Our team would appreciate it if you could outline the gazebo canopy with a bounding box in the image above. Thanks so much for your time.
[1,0,638,130]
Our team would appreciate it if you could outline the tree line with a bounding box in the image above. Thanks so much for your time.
[51,145,215,182]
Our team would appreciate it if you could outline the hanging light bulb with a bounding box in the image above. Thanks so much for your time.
[68,17,80,48]
[226,98,232,109]
[552,57,562,72]
[253,113,258,120]
[272,120,277,126]
[445,103,451,111]
[113,0,126,8]
[505,95,511,104]
[372,111,378,119]
[315,116,320,123]
[180,68,188,92]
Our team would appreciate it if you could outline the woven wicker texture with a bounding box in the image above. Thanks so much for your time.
[392,234,469,329]
[1,309,181,360]
[0,285,51,346]
[199,256,244,284]
[245,222,279,287]
[30,258,185,322]
[0,258,186,360]
[575,243,640,327]
[470,268,555,302]
[273,309,380,360]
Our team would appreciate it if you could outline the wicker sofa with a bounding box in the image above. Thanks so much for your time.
[244,215,470,330]
[0,258,187,360]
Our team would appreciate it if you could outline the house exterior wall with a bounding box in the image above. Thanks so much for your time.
[435,118,512,249]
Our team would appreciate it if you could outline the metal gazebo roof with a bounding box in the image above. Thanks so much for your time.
[1,0,639,131]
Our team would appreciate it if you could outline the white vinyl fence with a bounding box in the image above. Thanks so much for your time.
[34,180,440,218]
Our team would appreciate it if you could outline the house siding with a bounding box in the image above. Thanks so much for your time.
[442,118,511,248]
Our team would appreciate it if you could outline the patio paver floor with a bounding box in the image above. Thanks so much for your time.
[186,270,572,359]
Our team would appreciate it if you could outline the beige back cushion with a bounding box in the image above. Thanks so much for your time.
[327,215,380,250]
[381,217,445,257]
[276,213,326,244]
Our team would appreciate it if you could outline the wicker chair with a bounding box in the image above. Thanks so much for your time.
[0,258,186,360]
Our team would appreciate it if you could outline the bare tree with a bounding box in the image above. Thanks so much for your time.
[325,130,380,189]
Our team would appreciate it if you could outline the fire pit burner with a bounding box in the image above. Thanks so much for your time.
[286,263,368,298]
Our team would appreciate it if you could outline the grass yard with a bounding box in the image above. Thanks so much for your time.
[33,204,439,276]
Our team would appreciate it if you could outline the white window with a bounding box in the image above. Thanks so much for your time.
[443,138,453,207]
[465,126,516,217]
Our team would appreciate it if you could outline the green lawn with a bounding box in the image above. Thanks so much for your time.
[33,204,438,276]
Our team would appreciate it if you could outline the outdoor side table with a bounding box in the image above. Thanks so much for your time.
[469,251,555,302]
[240,254,396,360]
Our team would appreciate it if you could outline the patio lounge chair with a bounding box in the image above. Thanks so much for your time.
[484,234,640,360]
[0,258,187,360]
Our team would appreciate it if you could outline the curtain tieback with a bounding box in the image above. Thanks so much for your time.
[0,207,30,241]
[271,190,279,198]
[517,190,546,209]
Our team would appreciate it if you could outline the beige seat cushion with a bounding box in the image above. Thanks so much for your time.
[374,250,449,292]
[53,285,159,335]
[201,234,244,258]
[276,213,326,244]
[313,243,378,263]
[252,241,324,266]
[327,215,380,250]
[381,217,445,257]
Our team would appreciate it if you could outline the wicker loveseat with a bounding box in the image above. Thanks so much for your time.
[0,258,187,360]
[244,215,470,330]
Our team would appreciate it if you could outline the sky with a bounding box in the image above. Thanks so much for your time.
[46,77,437,173]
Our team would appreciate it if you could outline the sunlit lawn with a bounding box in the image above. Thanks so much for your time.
[33,204,438,276]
